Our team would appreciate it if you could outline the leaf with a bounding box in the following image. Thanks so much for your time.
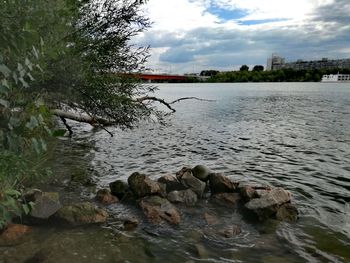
[22,204,30,215]
[9,117,21,127]
[52,129,66,137]
[31,138,40,154]
[32,46,39,59]
[0,99,10,108]
[25,57,33,71]
[39,138,47,152]
[4,189,21,197]
[0,64,11,78]
[12,72,18,84]
[17,63,26,77]
[19,77,29,88]
[26,116,39,130]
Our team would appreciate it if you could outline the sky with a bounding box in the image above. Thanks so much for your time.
[134,0,350,74]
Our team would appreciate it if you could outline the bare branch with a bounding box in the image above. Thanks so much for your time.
[51,109,113,126]
[136,96,176,113]
[59,117,73,137]
[170,97,215,104]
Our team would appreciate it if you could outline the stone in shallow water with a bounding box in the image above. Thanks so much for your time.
[139,196,181,225]
[276,203,298,222]
[211,193,241,206]
[167,189,198,205]
[192,165,211,182]
[128,172,161,198]
[203,213,219,225]
[157,174,186,193]
[245,188,291,220]
[0,224,31,246]
[123,218,139,231]
[218,225,242,238]
[109,180,129,199]
[29,191,62,219]
[54,202,108,226]
[179,170,206,197]
[95,189,119,205]
[209,173,237,194]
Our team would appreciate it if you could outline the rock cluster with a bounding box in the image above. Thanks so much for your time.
[105,165,298,226]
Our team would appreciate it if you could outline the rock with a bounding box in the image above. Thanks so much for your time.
[167,189,198,205]
[29,191,62,219]
[109,180,129,199]
[175,166,192,181]
[211,193,241,206]
[0,224,31,246]
[179,170,206,197]
[192,165,211,182]
[218,225,241,238]
[239,185,258,201]
[203,213,218,225]
[24,250,49,263]
[128,172,161,198]
[95,189,118,205]
[276,203,298,222]
[139,196,181,225]
[245,188,291,220]
[209,173,237,194]
[123,218,139,231]
[54,202,108,226]
[157,174,186,193]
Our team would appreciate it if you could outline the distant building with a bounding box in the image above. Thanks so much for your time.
[266,54,285,71]
[266,54,350,71]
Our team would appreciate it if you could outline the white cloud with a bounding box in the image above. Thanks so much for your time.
[137,0,349,74]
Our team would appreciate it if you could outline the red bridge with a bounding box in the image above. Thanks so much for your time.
[134,73,188,82]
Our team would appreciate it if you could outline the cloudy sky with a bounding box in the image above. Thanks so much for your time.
[135,0,350,74]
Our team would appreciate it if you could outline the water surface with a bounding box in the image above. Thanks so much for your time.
[2,83,350,262]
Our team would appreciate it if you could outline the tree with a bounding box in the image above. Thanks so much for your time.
[239,65,249,71]
[252,65,264,71]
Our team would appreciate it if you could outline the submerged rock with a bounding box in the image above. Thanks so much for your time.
[157,174,186,193]
[28,191,62,220]
[95,189,118,205]
[128,172,161,198]
[209,173,238,194]
[109,180,129,199]
[276,203,299,222]
[167,189,198,205]
[0,224,31,246]
[192,165,211,182]
[178,170,206,197]
[218,225,242,238]
[245,188,291,220]
[203,213,219,225]
[123,218,139,231]
[139,196,181,225]
[54,202,108,226]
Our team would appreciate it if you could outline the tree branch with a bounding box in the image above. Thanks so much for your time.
[51,109,113,126]
[170,97,215,104]
[59,116,73,137]
[136,96,176,113]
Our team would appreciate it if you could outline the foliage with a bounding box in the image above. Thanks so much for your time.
[0,0,153,227]
[239,65,249,71]
[209,68,350,83]
[253,65,264,72]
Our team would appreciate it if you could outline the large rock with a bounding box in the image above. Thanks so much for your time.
[139,196,181,225]
[245,188,291,220]
[211,193,241,206]
[218,225,242,238]
[109,180,129,199]
[0,224,31,246]
[167,189,198,206]
[209,173,237,194]
[192,165,211,182]
[239,184,272,201]
[175,167,192,181]
[157,174,186,193]
[54,202,108,226]
[128,172,161,198]
[27,191,62,219]
[95,189,118,205]
[178,170,206,197]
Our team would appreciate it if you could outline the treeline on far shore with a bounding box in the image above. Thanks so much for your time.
[206,68,350,83]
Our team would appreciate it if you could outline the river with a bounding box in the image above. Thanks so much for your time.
[1,83,350,262]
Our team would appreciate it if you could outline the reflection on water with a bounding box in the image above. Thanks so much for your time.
[1,83,350,262]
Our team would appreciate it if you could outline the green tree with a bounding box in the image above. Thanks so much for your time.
[239,65,249,71]
[252,65,264,71]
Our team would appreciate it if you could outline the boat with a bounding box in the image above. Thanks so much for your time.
[321,73,350,82]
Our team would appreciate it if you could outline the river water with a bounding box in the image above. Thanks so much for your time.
[2,83,350,262]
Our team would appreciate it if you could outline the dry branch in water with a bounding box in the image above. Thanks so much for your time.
[52,96,215,135]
